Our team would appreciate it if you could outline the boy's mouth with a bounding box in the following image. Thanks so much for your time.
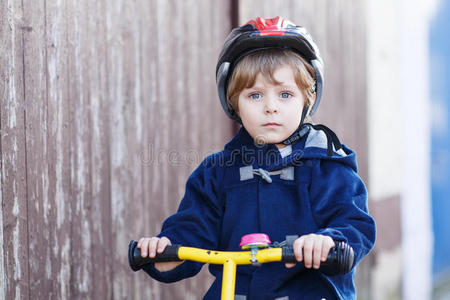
[263,122,281,127]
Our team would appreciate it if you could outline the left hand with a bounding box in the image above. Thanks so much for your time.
[285,234,335,269]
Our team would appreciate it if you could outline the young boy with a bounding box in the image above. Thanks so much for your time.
[137,17,376,299]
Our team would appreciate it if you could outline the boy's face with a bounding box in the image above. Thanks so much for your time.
[237,65,305,148]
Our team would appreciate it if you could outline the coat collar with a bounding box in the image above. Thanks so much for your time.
[224,126,308,171]
[223,124,358,172]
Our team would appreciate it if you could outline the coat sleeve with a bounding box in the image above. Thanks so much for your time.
[142,153,225,283]
[309,158,376,267]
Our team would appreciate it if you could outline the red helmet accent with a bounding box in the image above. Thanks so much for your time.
[246,16,288,36]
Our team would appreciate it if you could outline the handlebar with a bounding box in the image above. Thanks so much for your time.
[128,240,354,276]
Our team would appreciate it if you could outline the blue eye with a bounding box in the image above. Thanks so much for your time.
[281,92,292,99]
[250,93,261,100]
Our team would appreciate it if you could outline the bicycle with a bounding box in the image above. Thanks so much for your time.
[128,233,354,300]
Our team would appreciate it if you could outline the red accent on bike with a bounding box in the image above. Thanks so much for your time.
[239,233,272,248]
[246,17,286,36]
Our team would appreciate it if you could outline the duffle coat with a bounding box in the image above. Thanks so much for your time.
[143,125,376,300]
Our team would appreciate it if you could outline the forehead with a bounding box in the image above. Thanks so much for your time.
[250,65,298,88]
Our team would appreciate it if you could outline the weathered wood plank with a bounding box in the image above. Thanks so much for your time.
[30,0,73,298]
[65,0,96,298]
[130,2,156,299]
[22,0,52,298]
[0,0,30,299]
[85,0,113,298]
[136,1,167,299]
[105,0,146,298]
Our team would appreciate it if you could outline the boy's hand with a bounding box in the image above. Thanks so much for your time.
[137,236,184,272]
[285,234,335,269]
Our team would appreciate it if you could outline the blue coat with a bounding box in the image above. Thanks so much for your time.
[143,125,376,300]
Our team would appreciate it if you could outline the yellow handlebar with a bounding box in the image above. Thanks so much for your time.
[178,246,282,264]
[128,239,354,300]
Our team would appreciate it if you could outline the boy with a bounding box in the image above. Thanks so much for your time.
[137,17,376,299]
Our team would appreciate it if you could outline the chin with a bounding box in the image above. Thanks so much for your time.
[252,135,286,145]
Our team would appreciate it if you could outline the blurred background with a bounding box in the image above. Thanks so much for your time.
[1,0,449,299]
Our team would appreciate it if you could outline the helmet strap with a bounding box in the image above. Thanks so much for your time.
[282,104,310,145]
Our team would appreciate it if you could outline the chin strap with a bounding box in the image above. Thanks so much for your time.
[282,104,310,145]
[281,105,343,157]
[308,123,343,157]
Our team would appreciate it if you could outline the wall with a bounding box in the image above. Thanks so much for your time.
[366,0,404,298]
[0,0,232,299]
[367,0,436,299]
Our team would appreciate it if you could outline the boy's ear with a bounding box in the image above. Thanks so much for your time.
[309,81,317,110]
[310,93,316,110]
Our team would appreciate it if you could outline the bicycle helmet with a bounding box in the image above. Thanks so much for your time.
[216,17,324,126]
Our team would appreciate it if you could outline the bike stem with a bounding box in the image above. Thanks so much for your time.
[222,259,237,300]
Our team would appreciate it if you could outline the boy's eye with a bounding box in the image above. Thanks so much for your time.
[249,93,261,100]
[280,92,292,99]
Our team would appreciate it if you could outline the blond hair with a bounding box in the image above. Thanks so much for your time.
[226,49,316,115]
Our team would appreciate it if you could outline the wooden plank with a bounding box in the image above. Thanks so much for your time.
[32,0,72,298]
[348,0,369,183]
[154,1,177,298]
[0,0,29,299]
[131,1,155,299]
[138,2,165,299]
[0,2,8,298]
[84,0,113,298]
[105,0,147,298]
[21,0,52,298]
[65,0,95,297]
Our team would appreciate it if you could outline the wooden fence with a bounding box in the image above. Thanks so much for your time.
[1,0,370,299]
[1,0,232,298]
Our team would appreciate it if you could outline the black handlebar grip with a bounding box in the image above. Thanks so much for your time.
[128,240,182,271]
[282,241,354,275]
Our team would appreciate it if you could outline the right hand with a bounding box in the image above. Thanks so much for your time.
[137,236,184,272]
[284,234,335,269]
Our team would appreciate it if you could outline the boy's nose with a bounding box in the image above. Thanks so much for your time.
[264,99,278,114]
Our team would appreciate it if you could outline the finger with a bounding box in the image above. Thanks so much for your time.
[157,237,171,253]
[321,237,336,262]
[160,236,172,246]
[303,236,315,268]
[313,237,323,269]
[137,237,145,248]
[140,238,151,258]
[149,237,160,258]
[293,237,305,262]
[285,263,296,268]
